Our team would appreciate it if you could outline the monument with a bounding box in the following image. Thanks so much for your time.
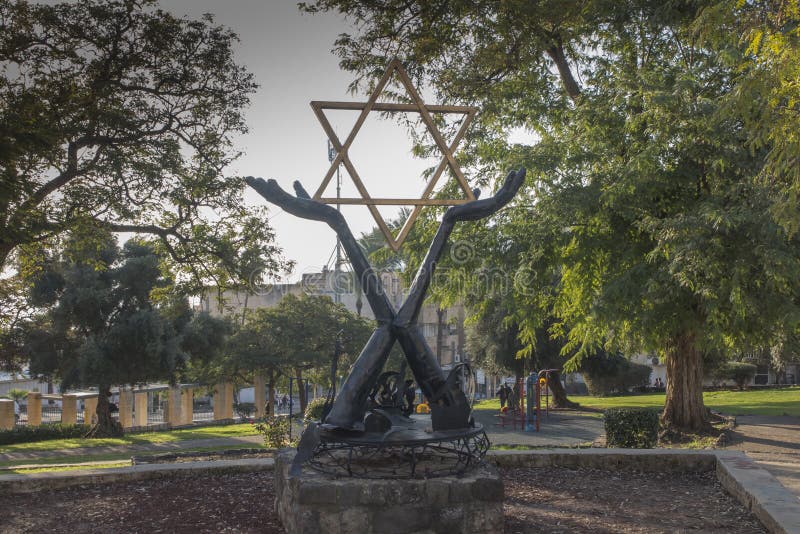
[246,59,524,533]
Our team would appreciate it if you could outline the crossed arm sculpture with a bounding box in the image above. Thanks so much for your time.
[245,168,525,432]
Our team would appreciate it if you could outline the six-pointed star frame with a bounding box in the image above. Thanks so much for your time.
[310,59,477,251]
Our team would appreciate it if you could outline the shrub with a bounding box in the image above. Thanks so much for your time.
[713,362,757,389]
[253,416,292,448]
[604,408,660,448]
[581,353,652,396]
[304,397,328,422]
[234,402,255,419]
[0,424,91,445]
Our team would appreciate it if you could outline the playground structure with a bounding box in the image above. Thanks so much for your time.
[495,369,560,431]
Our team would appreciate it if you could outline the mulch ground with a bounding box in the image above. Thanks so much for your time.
[0,467,765,533]
[501,467,765,534]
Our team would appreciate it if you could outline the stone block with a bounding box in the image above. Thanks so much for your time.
[83,396,98,425]
[134,391,148,427]
[425,479,450,505]
[0,399,14,430]
[118,390,133,428]
[373,506,431,533]
[275,449,503,534]
[61,394,78,425]
[472,474,504,502]
[180,388,193,425]
[297,481,337,505]
[26,392,41,427]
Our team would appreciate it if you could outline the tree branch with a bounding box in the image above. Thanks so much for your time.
[545,42,581,101]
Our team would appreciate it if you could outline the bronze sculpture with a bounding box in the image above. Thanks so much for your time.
[246,61,525,477]
[246,168,525,437]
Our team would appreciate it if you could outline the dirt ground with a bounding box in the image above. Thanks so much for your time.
[0,466,766,533]
[502,467,765,534]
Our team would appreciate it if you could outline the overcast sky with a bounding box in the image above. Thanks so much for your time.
[159,1,457,282]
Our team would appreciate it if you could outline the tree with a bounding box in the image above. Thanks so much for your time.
[224,308,291,417]
[212,293,374,414]
[357,208,410,270]
[0,0,286,291]
[21,228,225,436]
[302,0,800,431]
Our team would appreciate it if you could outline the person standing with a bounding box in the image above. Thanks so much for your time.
[498,383,508,409]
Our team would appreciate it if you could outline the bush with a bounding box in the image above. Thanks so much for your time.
[581,353,652,395]
[234,402,255,419]
[0,423,91,445]
[304,397,328,422]
[713,362,757,389]
[253,415,292,448]
[604,408,660,448]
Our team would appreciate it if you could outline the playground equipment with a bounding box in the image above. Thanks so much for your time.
[494,369,565,431]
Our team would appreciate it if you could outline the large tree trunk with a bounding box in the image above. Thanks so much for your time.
[86,385,123,438]
[662,333,707,431]
[546,370,578,408]
[295,367,307,414]
[267,369,276,417]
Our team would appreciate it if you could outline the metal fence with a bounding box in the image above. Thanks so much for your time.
[193,400,214,422]
[14,404,26,427]
[41,404,61,424]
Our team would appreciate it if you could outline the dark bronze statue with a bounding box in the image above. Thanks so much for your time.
[245,168,525,434]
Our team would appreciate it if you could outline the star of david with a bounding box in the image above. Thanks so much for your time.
[310,59,477,251]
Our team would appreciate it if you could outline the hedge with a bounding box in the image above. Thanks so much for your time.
[0,423,91,446]
[304,397,328,422]
[604,407,660,448]
[582,353,652,396]
[712,362,758,389]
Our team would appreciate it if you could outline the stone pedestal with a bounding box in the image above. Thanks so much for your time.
[26,392,41,426]
[274,449,504,534]
[134,391,148,427]
[166,387,182,426]
[0,399,14,430]
[84,396,98,425]
[213,382,234,420]
[61,394,77,425]
[119,390,133,429]
[181,388,194,425]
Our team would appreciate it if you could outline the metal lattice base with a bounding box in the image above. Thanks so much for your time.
[307,425,490,479]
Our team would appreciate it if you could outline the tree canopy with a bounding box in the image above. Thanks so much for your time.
[0,0,286,290]
[20,227,226,435]
[202,293,375,413]
[303,0,800,431]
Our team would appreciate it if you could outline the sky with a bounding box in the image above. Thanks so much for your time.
[159,1,461,282]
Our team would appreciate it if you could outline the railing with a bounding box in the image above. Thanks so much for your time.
[193,401,214,422]
[14,404,26,427]
[41,404,61,424]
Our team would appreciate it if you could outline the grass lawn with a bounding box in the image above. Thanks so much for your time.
[0,443,266,471]
[475,386,800,416]
[0,422,259,455]
[4,462,131,475]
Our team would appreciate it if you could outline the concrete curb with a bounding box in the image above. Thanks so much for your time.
[0,457,275,494]
[487,447,717,472]
[716,452,800,534]
[1,449,797,533]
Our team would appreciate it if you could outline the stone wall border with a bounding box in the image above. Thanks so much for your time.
[0,449,797,533]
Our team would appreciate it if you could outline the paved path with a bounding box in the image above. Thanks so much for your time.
[474,408,605,447]
[722,415,800,501]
